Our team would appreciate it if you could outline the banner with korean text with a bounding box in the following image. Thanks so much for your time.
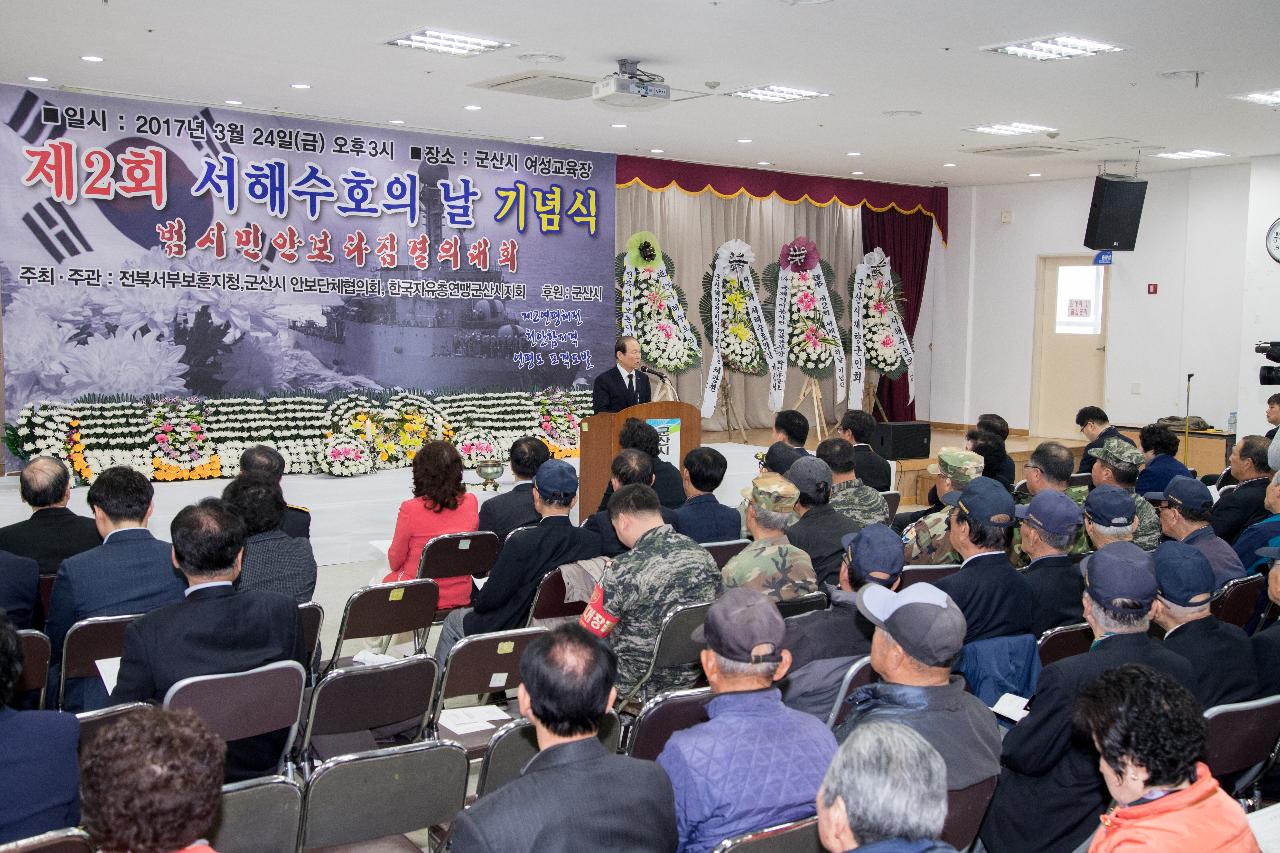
[0,84,616,420]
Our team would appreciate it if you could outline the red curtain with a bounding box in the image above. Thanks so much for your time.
[862,207,935,422]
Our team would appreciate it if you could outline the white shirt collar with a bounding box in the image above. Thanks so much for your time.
[617,364,634,381]
[184,580,233,598]
[102,526,145,544]
[960,550,1005,567]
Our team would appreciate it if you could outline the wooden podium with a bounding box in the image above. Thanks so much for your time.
[578,401,702,516]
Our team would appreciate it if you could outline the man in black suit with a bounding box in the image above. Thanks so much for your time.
[1015,490,1085,637]
[112,499,305,782]
[1152,540,1257,708]
[591,335,651,414]
[1074,405,1135,474]
[0,550,38,630]
[978,542,1196,853]
[583,450,681,557]
[238,445,310,539]
[837,409,892,492]
[478,436,549,546]
[46,467,186,711]
[1211,435,1274,544]
[447,624,676,852]
[0,456,101,575]
[596,418,686,511]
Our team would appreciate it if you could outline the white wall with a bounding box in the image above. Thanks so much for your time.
[922,163,1251,432]
[1235,156,1280,438]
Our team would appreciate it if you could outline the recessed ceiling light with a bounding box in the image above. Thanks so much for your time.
[1028,172,1042,177]
[732,85,829,103]
[27,76,48,82]
[882,110,922,118]
[464,104,482,111]
[291,83,310,89]
[387,28,515,57]
[943,163,957,168]
[737,138,753,143]
[1152,149,1229,160]
[965,122,1058,136]
[851,171,864,176]
[611,123,627,128]
[81,55,103,63]
[224,99,242,105]
[650,148,665,153]
[1234,89,1280,107]
[757,161,772,166]
[984,34,1123,62]
[528,135,545,140]
[388,119,405,125]
[518,52,565,64]
[846,151,861,156]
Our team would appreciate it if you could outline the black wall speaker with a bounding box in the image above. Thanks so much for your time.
[873,421,932,461]
[1084,175,1148,251]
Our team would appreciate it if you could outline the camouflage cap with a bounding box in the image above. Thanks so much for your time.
[1088,436,1145,468]
[926,448,984,485]
[741,472,800,514]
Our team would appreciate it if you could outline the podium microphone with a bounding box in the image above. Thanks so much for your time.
[641,365,668,382]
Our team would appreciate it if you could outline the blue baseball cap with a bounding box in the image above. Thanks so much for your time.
[1015,490,1084,535]
[1152,541,1215,607]
[1144,475,1213,512]
[1083,485,1137,527]
[1082,541,1157,613]
[841,523,906,586]
[940,476,1016,527]
[533,459,578,500]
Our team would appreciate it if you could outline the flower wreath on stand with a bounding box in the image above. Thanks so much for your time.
[317,434,375,477]
[325,395,404,469]
[149,397,220,482]
[614,231,701,376]
[452,427,501,469]
[536,388,583,458]
[698,240,775,419]
[847,247,914,415]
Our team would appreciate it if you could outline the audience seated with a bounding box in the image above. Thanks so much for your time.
[579,484,721,697]
[1016,490,1086,636]
[1212,435,1275,543]
[0,612,79,844]
[0,455,101,575]
[817,438,889,530]
[902,449,983,565]
[1134,424,1192,495]
[1146,476,1245,588]
[384,441,480,610]
[786,457,861,588]
[1251,555,1280,698]
[222,473,317,605]
[80,706,226,853]
[449,625,677,852]
[112,499,306,782]
[1075,406,1135,475]
[238,444,310,539]
[835,582,1000,790]
[435,460,599,662]
[977,413,1016,486]
[478,436,550,545]
[773,409,812,454]
[46,466,185,712]
[763,440,804,476]
[723,473,817,601]
[0,548,38,630]
[837,409,892,492]
[596,418,686,511]
[658,589,836,853]
[1082,486,1141,550]
[582,449,681,557]
[1232,472,1280,572]
[817,721,958,853]
[978,542,1196,853]
[1011,441,1090,566]
[933,477,1034,643]
[1089,439,1160,550]
[675,447,740,544]
[1151,541,1257,708]
[1074,665,1259,852]
[968,429,1014,491]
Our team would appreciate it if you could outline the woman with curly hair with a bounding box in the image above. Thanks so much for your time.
[385,440,479,608]
[81,707,225,853]
[1074,664,1258,852]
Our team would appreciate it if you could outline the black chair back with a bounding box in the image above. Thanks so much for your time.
[776,591,829,619]
[416,531,501,581]
[476,711,622,797]
[298,601,323,663]
[209,775,302,853]
[628,687,713,761]
[1068,473,1093,489]
[704,539,750,569]
[527,566,587,624]
[880,490,902,518]
[58,614,137,709]
[941,775,999,849]
[827,656,874,730]
[0,828,94,852]
[76,702,150,751]
[711,818,822,852]
[1211,574,1266,629]
[898,564,962,589]
[303,655,439,764]
[325,579,439,671]
[16,629,50,708]
[620,601,713,705]
[1204,695,1280,789]
[1037,623,1092,668]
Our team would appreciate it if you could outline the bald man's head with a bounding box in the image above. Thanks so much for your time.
[20,456,71,509]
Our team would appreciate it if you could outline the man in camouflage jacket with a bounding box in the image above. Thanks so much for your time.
[903,449,984,565]
[817,438,889,531]
[723,473,817,601]
[1088,437,1161,550]
[1010,441,1090,566]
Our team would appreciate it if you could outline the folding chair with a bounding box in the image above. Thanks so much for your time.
[163,660,307,775]
[1212,574,1266,629]
[475,710,622,797]
[1068,472,1093,489]
[76,701,150,751]
[627,686,713,761]
[416,531,501,621]
[34,574,56,631]
[776,591,828,619]
[526,566,587,625]
[898,564,962,589]
[826,656,874,731]
[711,817,822,852]
[431,627,547,756]
[57,613,137,709]
[880,490,902,518]
[299,655,439,771]
[1204,694,1280,808]
[618,601,713,708]
[941,775,999,849]
[0,828,95,853]
[300,740,468,852]
[298,601,324,665]
[323,579,439,673]
[16,629,50,709]
[704,539,751,569]
[208,775,302,853]
[1037,622,1093,668]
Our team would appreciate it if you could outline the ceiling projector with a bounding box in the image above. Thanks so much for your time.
[593,59,670,109]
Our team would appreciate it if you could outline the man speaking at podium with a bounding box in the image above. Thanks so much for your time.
[593,335,652,414]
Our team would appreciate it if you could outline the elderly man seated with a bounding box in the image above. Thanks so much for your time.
[1145,475,1245,588]
[1088,438,1160,550]
[722,473,817,602]
[1016,490,1086,636]
[902,449,984,565]
[1082,485,1141,551]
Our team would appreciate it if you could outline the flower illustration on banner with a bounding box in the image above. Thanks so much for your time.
[61,332,189,399]
[615,232,701,374]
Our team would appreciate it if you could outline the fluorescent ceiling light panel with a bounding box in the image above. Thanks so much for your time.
[1152,149,1228,159]
[985,34,1123,62]
[965,122,1057,136]
[1235,89,1280,107]
[388,28,514,57]
[732,85,829,103]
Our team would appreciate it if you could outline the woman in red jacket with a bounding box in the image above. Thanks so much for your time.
[385,440,479,609]
[1075,664,1259,852]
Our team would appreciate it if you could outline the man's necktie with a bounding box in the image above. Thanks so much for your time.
[627,372,636,404]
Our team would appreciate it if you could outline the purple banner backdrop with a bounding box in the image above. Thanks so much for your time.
[0,84,616,419]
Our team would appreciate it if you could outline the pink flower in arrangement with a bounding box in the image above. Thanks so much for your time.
[872,298,890,316]
[804,325,822,347]
[156,434,169,444]
[658,322,674,340]
[795,291,817,312]
[330,449,342,460]
[881,333,897,348]
[161,423,174,432]
[187,451,200,461]
[797,271,810,283]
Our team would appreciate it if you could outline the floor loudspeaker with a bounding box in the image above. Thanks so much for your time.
[873,421,931,461]
[1083,175,1147,251]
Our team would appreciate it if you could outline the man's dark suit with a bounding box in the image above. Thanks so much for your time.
[936,552,1036,643]
[463,516,601,635]
[112,584,305,781]
[1210,477,1270,544]
[281,505,311,539]
[1023,554,1084,638]
[591,365,651,414]
[0,507,101,575]
[597,460,687,512]
[674,493,741,544]
[448,736,677,853]
[0,549,39,630]
[583,508,681,558]
[478,482,539,546]
[0,706,79,844]
[978,631,1195,853]
[785,503,860,588]
[45,528,186,711]
[1163,616,1258,709]
[852,444,893,492]
[1253,622,1280,698]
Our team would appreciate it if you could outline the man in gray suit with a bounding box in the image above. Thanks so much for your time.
[448,625,677,852]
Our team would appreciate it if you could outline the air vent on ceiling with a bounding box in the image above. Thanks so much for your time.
[971,143,1084,158]
[1069,137,1141,149]
[471,72,596,100]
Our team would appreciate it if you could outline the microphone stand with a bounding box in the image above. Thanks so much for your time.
[1184,373,1193,466]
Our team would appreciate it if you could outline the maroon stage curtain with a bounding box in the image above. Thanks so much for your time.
[862,207,935,422]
